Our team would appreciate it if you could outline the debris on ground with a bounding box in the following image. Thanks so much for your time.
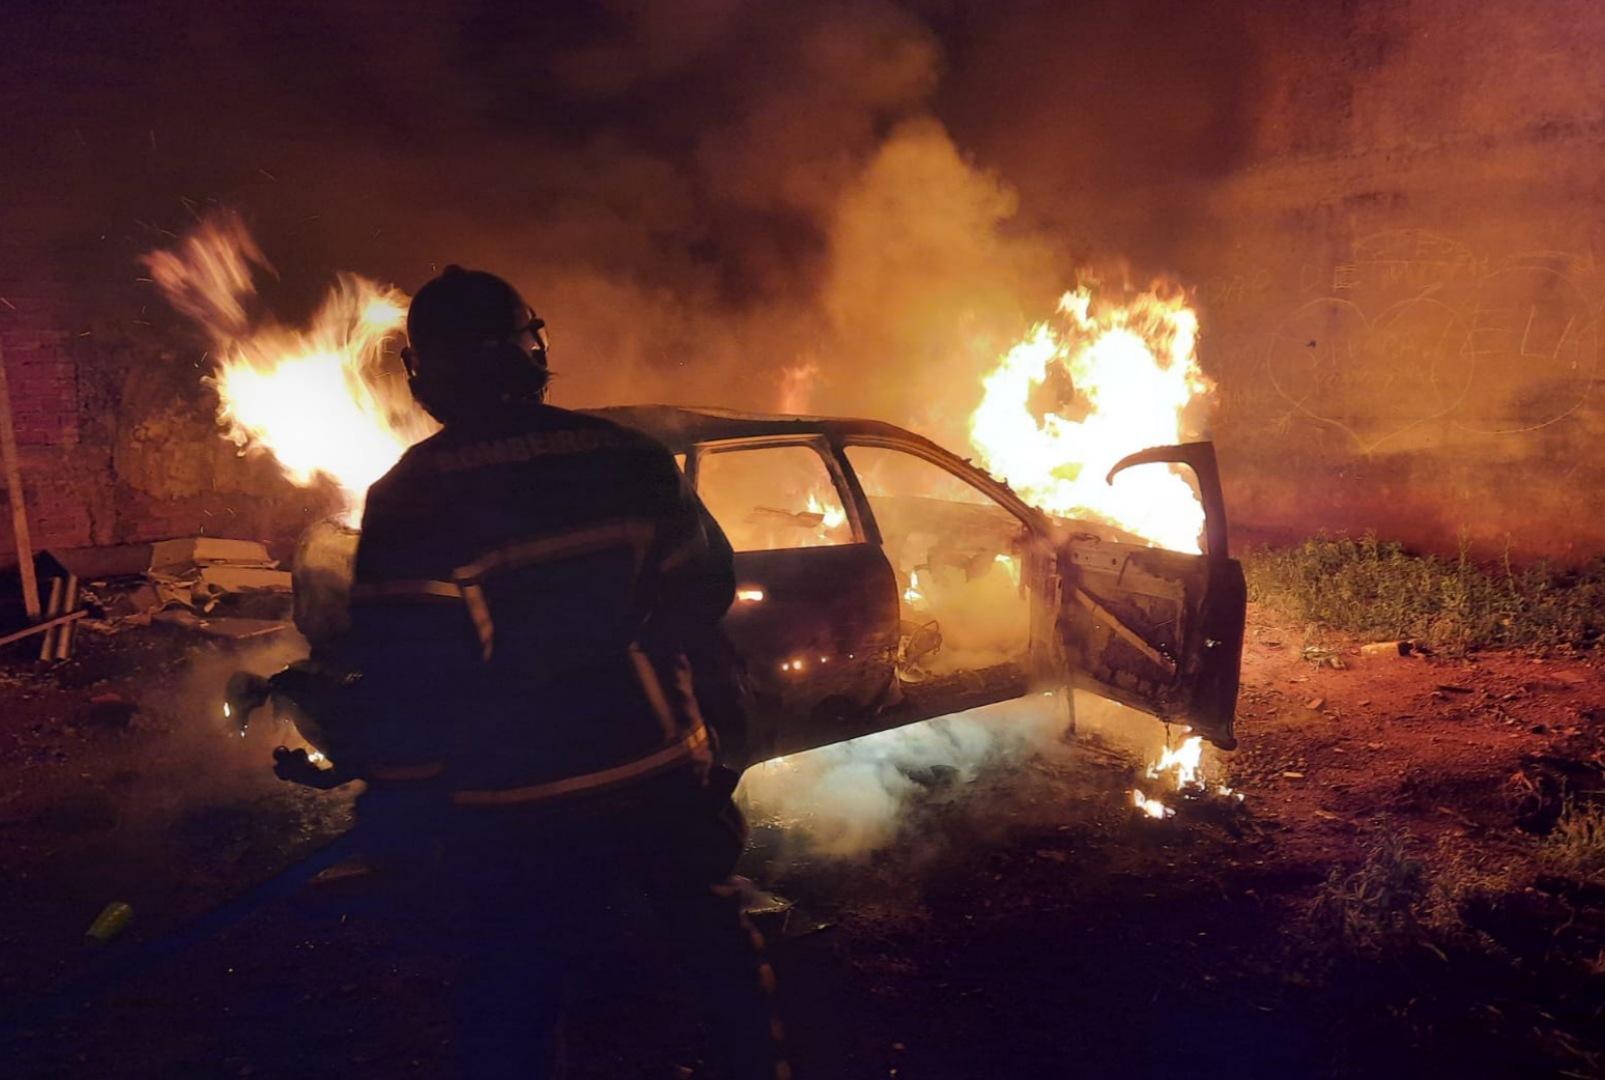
[69,537,293,638]
[83,901,134,947]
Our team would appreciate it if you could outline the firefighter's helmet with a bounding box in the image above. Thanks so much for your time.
[402,265,550,423]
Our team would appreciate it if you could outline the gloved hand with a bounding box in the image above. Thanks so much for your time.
[223,672,272,736]
[272,746,352,789]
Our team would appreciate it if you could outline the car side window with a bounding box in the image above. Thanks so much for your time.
[844,445,1031,674]
[695,444,855,552]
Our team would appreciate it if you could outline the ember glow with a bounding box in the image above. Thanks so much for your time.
[969,286,1213,553]
[144,215,434,523]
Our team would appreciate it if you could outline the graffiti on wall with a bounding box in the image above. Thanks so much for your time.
[1207,229,1602,462]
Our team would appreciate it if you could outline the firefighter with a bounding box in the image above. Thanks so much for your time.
[327,265,787,1079]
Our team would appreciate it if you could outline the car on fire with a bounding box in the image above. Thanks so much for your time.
[593,406,1245,766]
[252,405,1245,775]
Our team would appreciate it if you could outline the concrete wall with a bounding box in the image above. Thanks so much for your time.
[1193,0,1605,561]
[1093,0,1605,560]
[0,282,102,558]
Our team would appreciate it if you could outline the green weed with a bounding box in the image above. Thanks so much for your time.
[1308,822,1433,957]
[1541,798,1605,883]
[1244,533,1605,653]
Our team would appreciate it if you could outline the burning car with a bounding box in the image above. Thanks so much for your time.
[242,405,1243,778]
[154,217,1243,772]
[594,405,1244,764]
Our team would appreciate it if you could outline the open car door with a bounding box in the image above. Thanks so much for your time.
[1057,443,1246,749]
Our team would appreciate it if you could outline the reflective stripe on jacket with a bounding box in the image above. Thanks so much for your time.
[333,405,735,801]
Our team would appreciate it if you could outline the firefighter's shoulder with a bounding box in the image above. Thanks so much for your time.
[367,430,448,495]
[539,406,679,468]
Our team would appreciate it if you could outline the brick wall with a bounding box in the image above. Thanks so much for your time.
[0,274,331,567]
[0,284,99,561]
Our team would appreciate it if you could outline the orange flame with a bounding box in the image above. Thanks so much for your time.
[805,490,849,535]
[969,285,1212,552]
[144,215,433,523]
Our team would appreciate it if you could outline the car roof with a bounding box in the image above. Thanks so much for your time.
[584,403,929,454]
[586,404,1055,534]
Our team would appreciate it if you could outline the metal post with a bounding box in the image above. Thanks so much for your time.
[38,576,62,661]
[51,573,79,659]
[0,343,41,620]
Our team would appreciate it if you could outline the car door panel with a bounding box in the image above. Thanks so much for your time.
[722,544,899,760]
[1057,443,1245,749]
[687,437,901,763]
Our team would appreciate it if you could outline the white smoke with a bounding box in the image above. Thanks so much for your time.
[735,691,1074,858]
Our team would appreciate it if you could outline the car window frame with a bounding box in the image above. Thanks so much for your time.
[836,435,1045,541]
[686,434,871,549]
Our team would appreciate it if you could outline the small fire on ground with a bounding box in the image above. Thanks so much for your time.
[1129,733,1240,820]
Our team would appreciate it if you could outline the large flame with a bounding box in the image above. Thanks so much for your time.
[969,285,1212,552]
[149,218,1212,556]
[143,214,433,523]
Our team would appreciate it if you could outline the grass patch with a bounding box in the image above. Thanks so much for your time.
[1542,798,1605,884]
[1308,822,1436,957]
[1307,825,1525,959]
[1244,533,1605,653]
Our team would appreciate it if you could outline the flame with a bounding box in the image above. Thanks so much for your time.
[1130,734,1241,816]
[969,285,1212,552]
[147,221,1212,557]
[144,215,434,523]
[1130,788,1174,819]
[805,490,849,534]
[778,359,820,414]
[903,568,924,605]
[1145,734,1205,789]
[1128,733,1206,819]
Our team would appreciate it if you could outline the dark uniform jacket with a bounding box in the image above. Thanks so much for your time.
[333,403,735,805]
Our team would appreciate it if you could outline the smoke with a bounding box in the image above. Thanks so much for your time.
[736,692,1074,859]
[469,20,1067,443]
[10,1,1276,562]
[7,2,1088,450]
[133,634,319,771]
[813,119,1060,447]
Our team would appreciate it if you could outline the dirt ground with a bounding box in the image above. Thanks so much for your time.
[2,605,1603,1079]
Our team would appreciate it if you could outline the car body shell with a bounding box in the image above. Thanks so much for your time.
[589,405,1246,764]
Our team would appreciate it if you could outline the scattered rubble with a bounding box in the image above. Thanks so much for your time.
[69,537,294,642]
